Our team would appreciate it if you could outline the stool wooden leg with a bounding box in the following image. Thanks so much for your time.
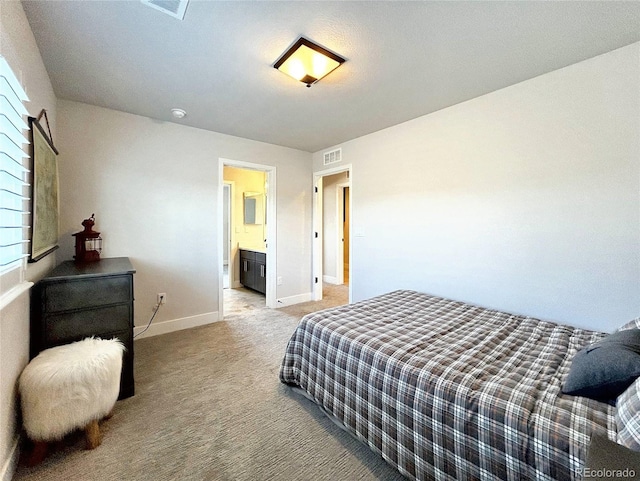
[27,441,48,466]
[84,420,101,450]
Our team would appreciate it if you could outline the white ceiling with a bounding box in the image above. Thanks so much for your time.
[21,1,640,153]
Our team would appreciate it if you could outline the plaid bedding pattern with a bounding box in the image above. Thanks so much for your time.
[279,290,616,480]
[616,377,640,451]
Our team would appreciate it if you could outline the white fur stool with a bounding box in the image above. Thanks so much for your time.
[19,337,124,464]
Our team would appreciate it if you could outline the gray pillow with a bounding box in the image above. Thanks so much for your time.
[562,329,640,403]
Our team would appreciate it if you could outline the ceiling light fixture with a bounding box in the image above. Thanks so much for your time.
[274,37,346,88]
[141,0,189,20]
[171,108,187,119]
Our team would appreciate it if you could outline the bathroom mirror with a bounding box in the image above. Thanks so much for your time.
[243,192,264,225]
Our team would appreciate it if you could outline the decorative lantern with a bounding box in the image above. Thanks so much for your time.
[72,214,102,263]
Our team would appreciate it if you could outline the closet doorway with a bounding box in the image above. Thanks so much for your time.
[313,165,352,302]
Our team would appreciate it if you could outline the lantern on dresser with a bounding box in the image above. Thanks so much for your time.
[73,214,102,262]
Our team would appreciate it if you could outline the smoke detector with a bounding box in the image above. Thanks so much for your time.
[141,0,189,20]
[171,108,187,119]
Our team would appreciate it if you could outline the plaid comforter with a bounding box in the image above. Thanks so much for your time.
[279,290,616,480]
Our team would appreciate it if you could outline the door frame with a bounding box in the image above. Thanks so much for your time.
[223,181,234,288]
[313,164,352,302]
[218,158,277,316]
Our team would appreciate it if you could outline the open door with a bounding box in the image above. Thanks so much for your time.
[343,186,350,285]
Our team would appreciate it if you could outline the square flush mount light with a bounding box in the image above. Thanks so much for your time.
[141,0,189,20]
[274,37,346,88]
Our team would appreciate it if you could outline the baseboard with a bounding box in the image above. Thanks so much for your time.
[232,281,242,289]
[133,311,219,339]
[1,435,20,481]
[323,275,339,285]
[276,292,313,307]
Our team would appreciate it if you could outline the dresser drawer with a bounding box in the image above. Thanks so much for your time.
[44,304,131,344]
[43,274,132,312]
[240,249,256,261]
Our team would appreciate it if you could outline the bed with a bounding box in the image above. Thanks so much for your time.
[279,289,626,480]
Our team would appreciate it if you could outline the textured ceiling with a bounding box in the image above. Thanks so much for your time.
[21,1,640,153]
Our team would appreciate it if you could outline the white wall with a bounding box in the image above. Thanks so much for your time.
[0,1,58,479]
[313,42,640,332]
[0,1,58,284]
[56,100,312,331]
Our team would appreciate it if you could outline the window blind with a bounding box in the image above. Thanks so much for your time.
[0,56,30,274]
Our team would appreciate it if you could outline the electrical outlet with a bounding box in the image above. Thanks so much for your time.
[157,293,167,305]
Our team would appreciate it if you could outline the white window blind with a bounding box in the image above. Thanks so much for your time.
[0,56,30,274]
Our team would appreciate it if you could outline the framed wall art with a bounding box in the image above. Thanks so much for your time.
[28,113,59,262]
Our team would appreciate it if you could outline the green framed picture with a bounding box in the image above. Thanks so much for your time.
[28,116,59,262]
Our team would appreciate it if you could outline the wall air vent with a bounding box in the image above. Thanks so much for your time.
[323,148,342,166]
[141,0,189,20]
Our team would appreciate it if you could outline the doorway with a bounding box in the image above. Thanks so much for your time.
[218,158,276,318]
[313,165,352,302]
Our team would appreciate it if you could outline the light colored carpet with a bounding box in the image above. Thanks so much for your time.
[14,285,406,481]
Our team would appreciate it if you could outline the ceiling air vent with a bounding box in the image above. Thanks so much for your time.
[323,148,342,166]
[141,0,189,20]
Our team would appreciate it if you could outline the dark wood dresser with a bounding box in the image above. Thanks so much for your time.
[30,257,136,399]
